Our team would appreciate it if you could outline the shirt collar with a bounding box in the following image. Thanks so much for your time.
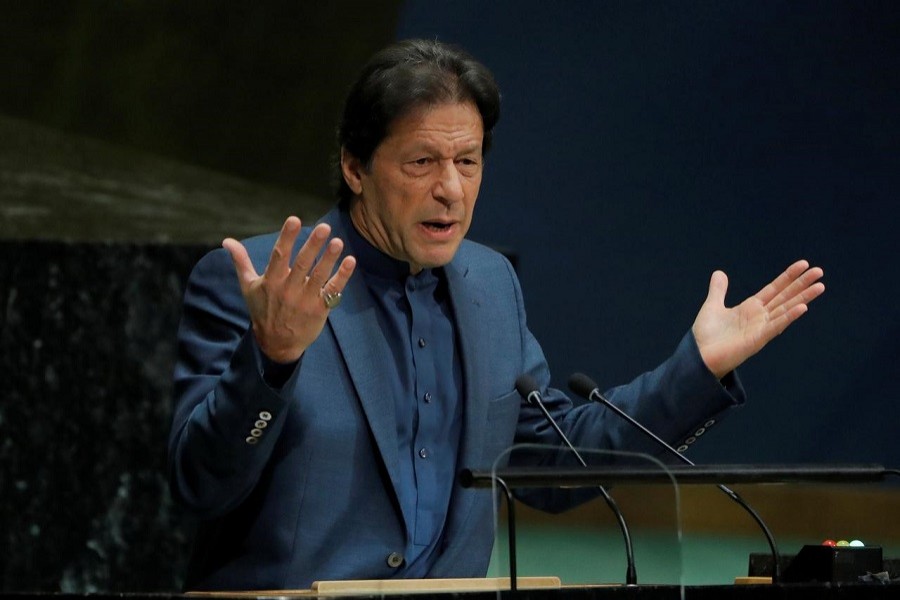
[340,208,442,285]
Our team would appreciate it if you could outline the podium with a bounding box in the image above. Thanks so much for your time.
[460,459,899,590]
[7,584,900,599]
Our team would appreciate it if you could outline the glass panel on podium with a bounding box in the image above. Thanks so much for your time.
[484,443,685,596]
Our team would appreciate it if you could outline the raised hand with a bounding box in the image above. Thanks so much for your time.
[222,217,357,363]
[691,260,825,379]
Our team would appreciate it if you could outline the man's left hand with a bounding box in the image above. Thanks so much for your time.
[692,259,825,379]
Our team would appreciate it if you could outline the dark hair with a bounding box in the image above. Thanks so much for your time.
[336,38,501,206]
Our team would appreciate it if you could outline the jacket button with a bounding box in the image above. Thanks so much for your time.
[386,552,404,568]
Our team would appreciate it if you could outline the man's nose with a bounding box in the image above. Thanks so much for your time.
[433,161,465,205]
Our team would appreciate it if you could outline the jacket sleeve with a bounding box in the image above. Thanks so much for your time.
[168,245,302,518]
[504,258,745,511]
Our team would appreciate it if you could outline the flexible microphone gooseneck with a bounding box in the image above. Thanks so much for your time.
[515,374,638,585]
[568,372,782,583]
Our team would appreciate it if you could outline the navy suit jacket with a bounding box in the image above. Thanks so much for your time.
[169,208,744,590]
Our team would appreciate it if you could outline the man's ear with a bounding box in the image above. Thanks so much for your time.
[340,147,364,196]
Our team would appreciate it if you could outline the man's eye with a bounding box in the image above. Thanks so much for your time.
[457,158,480,173]
[413,158,430,165]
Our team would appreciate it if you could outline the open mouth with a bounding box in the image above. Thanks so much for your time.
[422,221,453,232]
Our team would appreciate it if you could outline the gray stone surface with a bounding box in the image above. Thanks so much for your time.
[0,115,333,243]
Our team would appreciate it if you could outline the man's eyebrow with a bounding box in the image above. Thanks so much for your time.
[452,141,484,156]
[404,140,483,156]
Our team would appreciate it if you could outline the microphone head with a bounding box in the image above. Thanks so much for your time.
[568,372,598,399]
[515,374,540,402]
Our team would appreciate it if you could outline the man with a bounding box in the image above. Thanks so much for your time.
[169,39,824,591]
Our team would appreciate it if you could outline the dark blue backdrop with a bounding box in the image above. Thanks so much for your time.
[396,1,900,465]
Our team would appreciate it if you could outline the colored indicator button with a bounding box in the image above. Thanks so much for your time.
[822,539,836,547]
[849,540,864,547]
[835,540,850,547]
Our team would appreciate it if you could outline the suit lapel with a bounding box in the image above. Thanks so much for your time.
[319,211,405,522]
[441,254,491,545]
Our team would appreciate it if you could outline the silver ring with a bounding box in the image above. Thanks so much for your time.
[322,290,343,309]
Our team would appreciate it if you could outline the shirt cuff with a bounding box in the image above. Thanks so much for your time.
[254,343,300,389]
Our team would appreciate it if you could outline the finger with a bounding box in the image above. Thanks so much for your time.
[222,238,258,295]
[764,266,824,312]
[760,303,810,342]
[323,255,357,295]
[759,277,824,342]
[306,237,345,290]
[287,223,331,282]
[754,259,810,305]
[765,281,826,323]
[703,270,729,307]
[264,216,303,278]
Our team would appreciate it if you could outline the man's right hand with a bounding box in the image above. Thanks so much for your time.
[222,217,357,364]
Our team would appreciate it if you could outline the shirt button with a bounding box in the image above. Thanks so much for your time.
[423,392,432,403]
[418,448,428,459]
[386,552,404,568]
[417,338,426,348]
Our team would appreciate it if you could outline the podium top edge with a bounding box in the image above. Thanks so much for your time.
[459,463,892,488]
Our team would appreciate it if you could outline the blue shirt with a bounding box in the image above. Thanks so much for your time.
[342,211,464,577]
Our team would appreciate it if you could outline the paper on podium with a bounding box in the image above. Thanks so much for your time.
[311,576,560,594]
[186,576,561,596]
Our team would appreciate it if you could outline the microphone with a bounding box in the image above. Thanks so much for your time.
[568,372,782,582]
[515,374,637,585]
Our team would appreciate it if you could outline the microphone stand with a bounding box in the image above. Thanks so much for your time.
[516,375,638,585]
[569,372,782,582]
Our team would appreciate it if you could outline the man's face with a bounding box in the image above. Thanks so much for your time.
[345,101,484,274]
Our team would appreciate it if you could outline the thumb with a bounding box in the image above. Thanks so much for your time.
[704,270,729,307]
[222,238,259,295]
